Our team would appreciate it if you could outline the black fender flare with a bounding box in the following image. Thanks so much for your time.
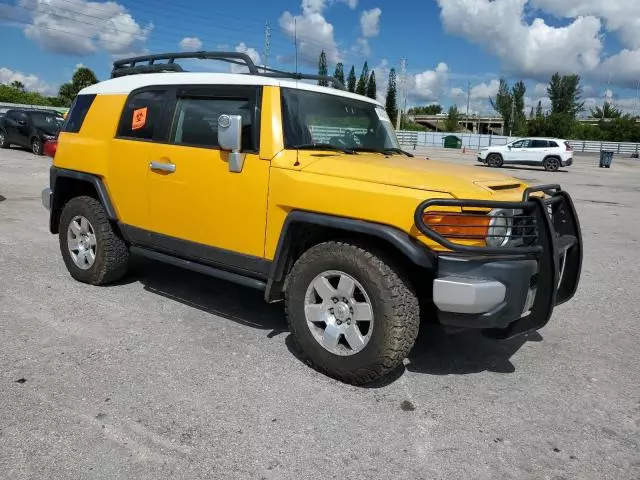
[264,210,435,302]
[49,166,118,233]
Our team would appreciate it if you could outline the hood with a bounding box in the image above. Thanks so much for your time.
[299,152,528,200]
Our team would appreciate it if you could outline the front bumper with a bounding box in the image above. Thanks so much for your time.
[415,184,583,339]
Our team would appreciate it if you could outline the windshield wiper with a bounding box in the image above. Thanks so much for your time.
[352,147,415,157]
[293,143,355,154]
[382,148,414,157]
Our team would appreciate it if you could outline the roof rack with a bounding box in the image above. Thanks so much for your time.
[110,51,346,90]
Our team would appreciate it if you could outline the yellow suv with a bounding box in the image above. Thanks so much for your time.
[42,52,583,385]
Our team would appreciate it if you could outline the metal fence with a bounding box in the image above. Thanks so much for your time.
[0,102,68,115]
[392,129,640,155]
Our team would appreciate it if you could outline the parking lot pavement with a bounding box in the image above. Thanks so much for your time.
[1,146,639,480]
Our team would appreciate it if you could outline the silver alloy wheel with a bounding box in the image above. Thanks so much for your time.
[32,139,41,155]
[0,132,5,146]
[303,270,374,356]
[67,215,97,270]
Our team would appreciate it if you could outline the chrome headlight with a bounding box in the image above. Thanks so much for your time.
[486,209,513,247]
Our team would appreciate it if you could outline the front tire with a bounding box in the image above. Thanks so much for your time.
[486,153,503,167]
[284,241,420,385]
[58,196,129,285]
[0,130,9,149]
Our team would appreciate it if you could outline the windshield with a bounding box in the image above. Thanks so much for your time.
[281,87,400,152]
[30,112,64,129]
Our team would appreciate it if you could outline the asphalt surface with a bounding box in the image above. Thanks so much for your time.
[1,146,639,479]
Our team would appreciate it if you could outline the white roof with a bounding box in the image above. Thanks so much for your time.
[80,72,382,106]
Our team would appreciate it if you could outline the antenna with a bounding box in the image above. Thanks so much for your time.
[263,21,271,71]
[633,80,639,118]
[396,57,407,130]
[294,18,298,74]
[465,80,471,131]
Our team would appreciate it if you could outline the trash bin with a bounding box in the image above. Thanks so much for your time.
[599,150,614,168]
[443,135,462,149]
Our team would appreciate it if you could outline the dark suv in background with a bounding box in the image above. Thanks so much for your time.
[0,108,64,155]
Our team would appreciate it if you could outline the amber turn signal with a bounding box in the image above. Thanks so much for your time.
[423,211,490,238]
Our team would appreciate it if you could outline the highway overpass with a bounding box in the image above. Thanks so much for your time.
[409,114,640,134]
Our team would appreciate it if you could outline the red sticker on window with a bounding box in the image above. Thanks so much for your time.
[132,107,147,130]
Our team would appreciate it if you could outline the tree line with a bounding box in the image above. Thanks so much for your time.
[406,73,640,142]
[317,50,404,127]
[0,67,99,108]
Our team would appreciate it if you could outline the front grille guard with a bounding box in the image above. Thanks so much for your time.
[414,184,583,339]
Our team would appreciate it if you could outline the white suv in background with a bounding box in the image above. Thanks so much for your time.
[477,137,574,171]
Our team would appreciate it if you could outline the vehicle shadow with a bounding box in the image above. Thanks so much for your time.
[125,254,540,387]
[126,255,288,336]
[475,164,569,173]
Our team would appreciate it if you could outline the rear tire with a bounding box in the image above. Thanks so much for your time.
[284,241,420,385]
[486,153,503,168]
[58,196,129,285]
[543,157,560,171]
[31,137,43,156]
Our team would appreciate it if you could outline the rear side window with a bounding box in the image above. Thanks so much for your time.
[62,94,96,133]
[116,90,166,141]
[548,141,559,147]
[531,140,549,148]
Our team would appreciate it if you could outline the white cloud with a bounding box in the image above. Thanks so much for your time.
[435,0,640,88]
[180,37,202,52]
[4,0,152,56]
[279,0,340,66]
[370,58,390,103]
[411,62,449,103]
[351,37,370,56]
[232,42,261,73]
[360,8,381,38]
[533,82,547,96]
[0,67,55,95]
[530,1,640,50]
[470,79,500,100]
[437,0,602,80]
[337,0,357,9]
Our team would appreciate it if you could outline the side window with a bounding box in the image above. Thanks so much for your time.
[63,94,96,133]
[531,140,549,148]
[117,90,166,140]
[548,141,558,147]
[5,111,18,121]
[168,96,256,151]
[511,140,524,148]
[520,139,532,148]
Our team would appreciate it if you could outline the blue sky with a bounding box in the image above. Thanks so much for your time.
[1,0,639,116]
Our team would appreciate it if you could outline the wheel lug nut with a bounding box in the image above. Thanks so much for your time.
[337,320,342,325]
[332,297,338,303]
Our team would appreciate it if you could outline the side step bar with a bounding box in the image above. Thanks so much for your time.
[130,246,267,291]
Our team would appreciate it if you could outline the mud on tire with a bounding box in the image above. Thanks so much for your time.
[58,195,129,285]
[284,240,420,385]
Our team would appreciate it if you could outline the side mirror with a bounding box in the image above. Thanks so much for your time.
[217,114,245,173]
[508,145,512,150]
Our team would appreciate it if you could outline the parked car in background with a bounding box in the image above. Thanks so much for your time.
[478,137,574,171]
[0,108,65,155]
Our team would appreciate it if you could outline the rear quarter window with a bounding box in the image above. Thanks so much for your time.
[548,141,559,147]
[116,90,167,141]
[62,94,96,133]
